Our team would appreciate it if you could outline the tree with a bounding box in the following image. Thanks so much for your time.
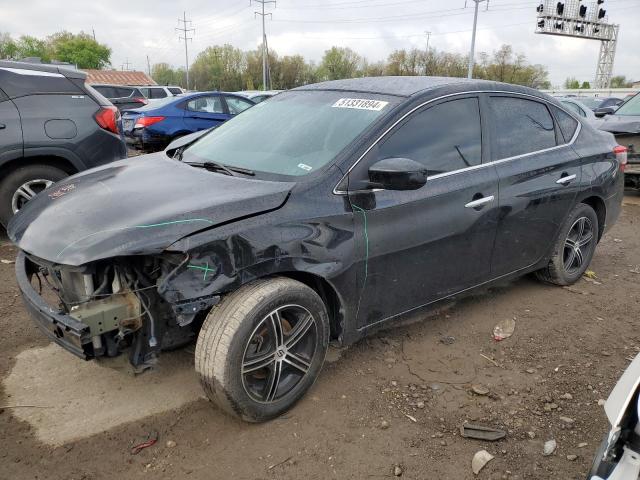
[580,81,591,89]
[610,75,632,88]
[47,31,111,69]
[152,63,178,86]
[318,47,362,80]
[474,45,549,88]
[0,33,17,59]
[15,35,50,61]
[190,44,245,91]
[564,77,580,89]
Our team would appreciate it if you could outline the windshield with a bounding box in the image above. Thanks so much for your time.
[615,93,640,116]
[577,97,601,109]
[183,90,396,177]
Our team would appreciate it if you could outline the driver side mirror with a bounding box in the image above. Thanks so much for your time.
[594,106,616,117]
[368,157,427,191]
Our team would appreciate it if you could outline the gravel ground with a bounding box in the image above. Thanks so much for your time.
[0,193,639,480]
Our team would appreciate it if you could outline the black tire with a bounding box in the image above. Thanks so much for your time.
[0,164,67,227]
[195,277,330,422]
[535,203,599,286]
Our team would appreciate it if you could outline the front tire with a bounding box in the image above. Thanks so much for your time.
[535,203,599,286]
[195,278,330,422]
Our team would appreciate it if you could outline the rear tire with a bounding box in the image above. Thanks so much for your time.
[535,203,599,286]
[0,164,67,227]
[195,277,330,422]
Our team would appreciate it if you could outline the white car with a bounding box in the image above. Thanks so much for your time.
[136,85,185,102]
[234,90,282,103]
[589,353,640,479]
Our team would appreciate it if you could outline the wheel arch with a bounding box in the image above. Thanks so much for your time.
[0,153,81,178]
[580,195,606,242]
[269,271,344,343]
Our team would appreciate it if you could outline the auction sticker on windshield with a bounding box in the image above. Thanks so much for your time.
[332,98,389,111]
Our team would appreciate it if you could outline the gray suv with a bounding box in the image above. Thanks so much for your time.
[0,61,127,226]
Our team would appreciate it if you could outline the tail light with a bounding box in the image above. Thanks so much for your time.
[132,97,148,105]
[134,116,166,129]
[94,106,120,135]
[614,145,628,172]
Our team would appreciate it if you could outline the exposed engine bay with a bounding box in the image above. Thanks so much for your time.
[22,253,219,371]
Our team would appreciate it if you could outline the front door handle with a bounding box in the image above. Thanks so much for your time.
[0,124,5,130]
[465,195,495,209]
[556,174,577,185]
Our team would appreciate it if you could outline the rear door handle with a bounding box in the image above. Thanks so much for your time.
[556,174,577,185]
[465,195,495,209]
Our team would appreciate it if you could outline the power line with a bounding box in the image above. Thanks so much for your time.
[176,11,195,90]
[252,0,276,90]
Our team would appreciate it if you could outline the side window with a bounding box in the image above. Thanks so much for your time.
[168,87,183,95]
[489,96,556,159]
[186,95,225,114]
[139,87,150,97]
[115,87,133,98]
[375,97,482,176]
[561,100,585,117]
[551,105,579,143]
[149,88,168,99]
[94,86,115,98]
[225,96,254,114]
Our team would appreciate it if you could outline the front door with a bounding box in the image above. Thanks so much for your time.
[487,95,582,276]
[183,95,229,132]
[345,96,500,328]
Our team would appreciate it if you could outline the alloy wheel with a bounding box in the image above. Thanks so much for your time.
[563,216,594,275]
[241,304,318,404]
[11,179,54,214]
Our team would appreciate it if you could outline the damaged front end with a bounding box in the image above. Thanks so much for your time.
[16,251,217,371]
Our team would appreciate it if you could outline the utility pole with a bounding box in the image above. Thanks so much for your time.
[424,31,431,52]
[176,11,195,90]
[121,58,132,71]
[252,0,276,91]
[92,28,96,41]
[146,55,151,76]
[465,0,488,79]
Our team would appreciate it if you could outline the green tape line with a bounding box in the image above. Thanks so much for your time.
[187,262,216,281]
[56,218,214,259]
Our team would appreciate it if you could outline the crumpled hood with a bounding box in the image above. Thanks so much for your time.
[598,114,640,134]
[8,153,293,266]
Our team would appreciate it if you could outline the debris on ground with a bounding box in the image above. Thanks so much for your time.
[393,465,403,476]
[471,384,490,396]
[493,318,516,341]
[165,440,176,448]
[543,439,557,456]
[584,270,597,279]
[472,450,494,474]
[460,423,507,441]
[379,420,390,429]
[130,431,159,455]
[439,335,456,345]
[0,259,13,265]
[567,454,578,461]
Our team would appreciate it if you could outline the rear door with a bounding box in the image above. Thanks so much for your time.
[183,95,229,131]
[346,95,500,327]
[488,95,582,276]
[0,88,23,163]
[223,95,254,115]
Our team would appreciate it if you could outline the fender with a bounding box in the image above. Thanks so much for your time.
[21,146,87,172]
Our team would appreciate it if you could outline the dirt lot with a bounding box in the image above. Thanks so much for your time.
[1,195,640,480]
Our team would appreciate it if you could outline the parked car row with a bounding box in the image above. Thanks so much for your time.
[121,91,256,152]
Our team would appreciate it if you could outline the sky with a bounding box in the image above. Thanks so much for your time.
[2,0,639,87]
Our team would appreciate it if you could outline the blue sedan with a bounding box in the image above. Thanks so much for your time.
[122,91,255,152]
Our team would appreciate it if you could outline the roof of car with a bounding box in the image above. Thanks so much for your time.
[0,60,86,79]
[294,76,540,98]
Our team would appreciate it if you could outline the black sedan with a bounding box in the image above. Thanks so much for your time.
[8,77,624,422]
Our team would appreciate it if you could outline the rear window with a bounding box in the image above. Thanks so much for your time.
[489,96,557,159]
[149,88,167,99]
[0,67,84,98]
[552,105,579,143]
